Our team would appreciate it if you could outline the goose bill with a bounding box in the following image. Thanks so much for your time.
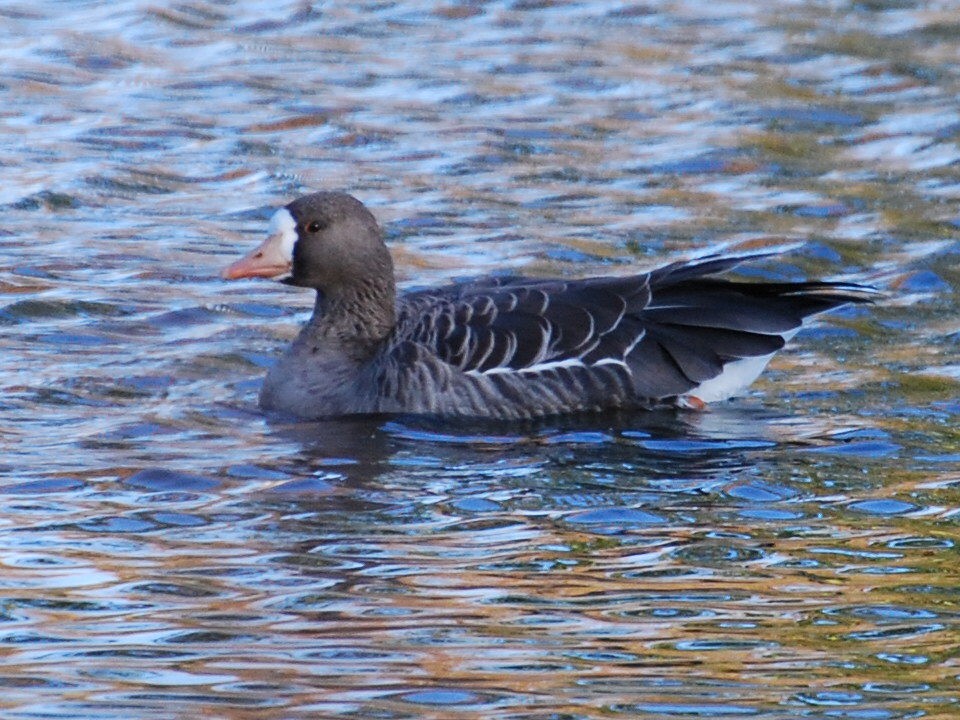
[222,208,297,280]
[222,232,293,280]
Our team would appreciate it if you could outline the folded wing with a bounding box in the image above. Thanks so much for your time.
[392,250,876,404]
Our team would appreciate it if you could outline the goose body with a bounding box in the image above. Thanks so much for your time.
[223,192,874,420]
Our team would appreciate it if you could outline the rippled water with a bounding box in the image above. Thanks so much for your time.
[2,1,959,718]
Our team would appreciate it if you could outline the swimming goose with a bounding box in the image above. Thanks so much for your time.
[222,191,875,420]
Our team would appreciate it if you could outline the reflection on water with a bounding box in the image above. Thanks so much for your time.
[1,0,959,718]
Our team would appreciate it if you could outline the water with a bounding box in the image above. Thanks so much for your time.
[2,1,959,717]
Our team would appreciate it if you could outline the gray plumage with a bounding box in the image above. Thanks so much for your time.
[231,192,876,420]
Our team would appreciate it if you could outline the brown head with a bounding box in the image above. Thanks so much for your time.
[222,192,394,298]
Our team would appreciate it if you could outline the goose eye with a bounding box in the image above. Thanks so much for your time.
[306,221,322,233]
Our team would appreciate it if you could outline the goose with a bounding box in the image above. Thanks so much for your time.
[222,191,875,420]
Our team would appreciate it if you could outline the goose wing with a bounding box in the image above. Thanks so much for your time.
[625,251,877,398]
[392,250,876,402]
[395,273,653,377]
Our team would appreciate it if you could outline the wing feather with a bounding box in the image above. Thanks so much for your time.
[396,275,647,376]
[390,249,874,405]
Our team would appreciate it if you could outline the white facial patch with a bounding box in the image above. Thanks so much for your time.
[268,207,298,280]
[269,207,298,261]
